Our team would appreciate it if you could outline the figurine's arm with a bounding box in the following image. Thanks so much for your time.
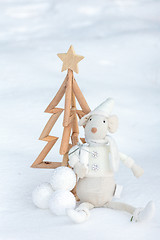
[119,152,144,178]
[68,145,87,178]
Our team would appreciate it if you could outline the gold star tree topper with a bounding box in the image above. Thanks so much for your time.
[57,45,84,74]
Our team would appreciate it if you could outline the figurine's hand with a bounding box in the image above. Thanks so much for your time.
[131,163,144,178]
[69,154,79,168]
[68,146,80,168]
[74,162,88,179]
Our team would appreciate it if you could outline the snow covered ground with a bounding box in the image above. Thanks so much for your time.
[0,0,160,239]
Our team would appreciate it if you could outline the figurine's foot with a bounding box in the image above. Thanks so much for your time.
[133,201,155,222]
[66,208,90,223]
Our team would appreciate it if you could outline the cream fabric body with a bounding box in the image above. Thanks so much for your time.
[69,143,116,207]
[76,177,116,207]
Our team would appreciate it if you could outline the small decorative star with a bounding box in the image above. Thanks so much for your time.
[92,151,98,158]
[92,164,99,171]
[57,45,84,74]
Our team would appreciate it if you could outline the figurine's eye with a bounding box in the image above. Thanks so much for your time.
[103,120,105,123]
[90,118,92,121]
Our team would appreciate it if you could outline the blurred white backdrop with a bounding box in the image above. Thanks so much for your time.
[0,0,160,239]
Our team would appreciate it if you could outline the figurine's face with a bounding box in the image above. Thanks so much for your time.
[84,115,109,140]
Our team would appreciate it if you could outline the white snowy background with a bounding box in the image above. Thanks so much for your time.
[0,0,160,239]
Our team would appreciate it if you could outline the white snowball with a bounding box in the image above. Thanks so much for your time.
[32,183,53,209]
[49,190,76,216]
[50,166,76,191]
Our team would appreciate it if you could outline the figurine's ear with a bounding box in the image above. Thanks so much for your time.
[108,115,118,133]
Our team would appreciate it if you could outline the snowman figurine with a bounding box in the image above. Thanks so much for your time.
[67,98,155,223]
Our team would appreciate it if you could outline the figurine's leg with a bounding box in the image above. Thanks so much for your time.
[67,202,94,223]
[104,201,135,214]
[104,201,155,222]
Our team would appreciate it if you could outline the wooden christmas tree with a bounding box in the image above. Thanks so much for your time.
[31,45,90,169]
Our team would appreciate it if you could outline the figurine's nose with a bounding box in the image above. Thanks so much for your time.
[91,127,97,133]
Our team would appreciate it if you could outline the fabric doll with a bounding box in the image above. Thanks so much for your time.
[67,98,155,223]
